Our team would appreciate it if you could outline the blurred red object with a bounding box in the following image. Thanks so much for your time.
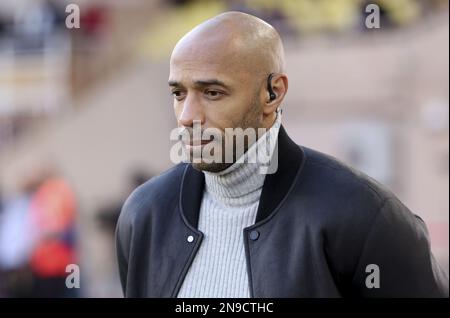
[30,178,75,235]
[80,6,108,35]
[30,240,75,277]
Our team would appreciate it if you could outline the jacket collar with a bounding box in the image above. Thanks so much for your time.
[179,125,305,228]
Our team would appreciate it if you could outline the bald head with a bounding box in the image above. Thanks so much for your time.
[169,12,289,172]
[171,11,285,78]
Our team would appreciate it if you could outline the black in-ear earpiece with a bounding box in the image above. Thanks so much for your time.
[267,73,276,101]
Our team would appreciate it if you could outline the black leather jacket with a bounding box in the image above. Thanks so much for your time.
[116,126,448,297]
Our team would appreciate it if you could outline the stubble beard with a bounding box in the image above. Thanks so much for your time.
[190,98,263,173]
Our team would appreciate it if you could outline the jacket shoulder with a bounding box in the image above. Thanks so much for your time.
[119,163,187,223]
[297,147,450,297]
[115,163,188,294]
[300,146,395,207]
[296,146,405,238]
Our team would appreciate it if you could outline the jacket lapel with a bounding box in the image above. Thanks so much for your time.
[255,125,305,223]
[179,164,204,229]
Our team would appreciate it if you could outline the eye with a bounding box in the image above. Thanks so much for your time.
[171,90,186,101]
[205,90,224,99]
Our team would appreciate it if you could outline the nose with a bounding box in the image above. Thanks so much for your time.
[178,93,205,128]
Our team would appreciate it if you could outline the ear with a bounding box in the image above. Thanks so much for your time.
[263,73,288,115]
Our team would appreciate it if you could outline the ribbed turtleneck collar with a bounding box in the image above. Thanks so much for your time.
[203,112,281,206]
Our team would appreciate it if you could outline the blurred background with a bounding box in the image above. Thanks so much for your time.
[0,0,448,297]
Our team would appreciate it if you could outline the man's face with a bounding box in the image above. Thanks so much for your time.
[169,39,265,172]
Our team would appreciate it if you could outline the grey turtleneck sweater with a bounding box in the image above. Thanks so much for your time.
[177,113,281,298]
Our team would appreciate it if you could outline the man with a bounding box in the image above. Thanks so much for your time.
[116,12,448,298]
